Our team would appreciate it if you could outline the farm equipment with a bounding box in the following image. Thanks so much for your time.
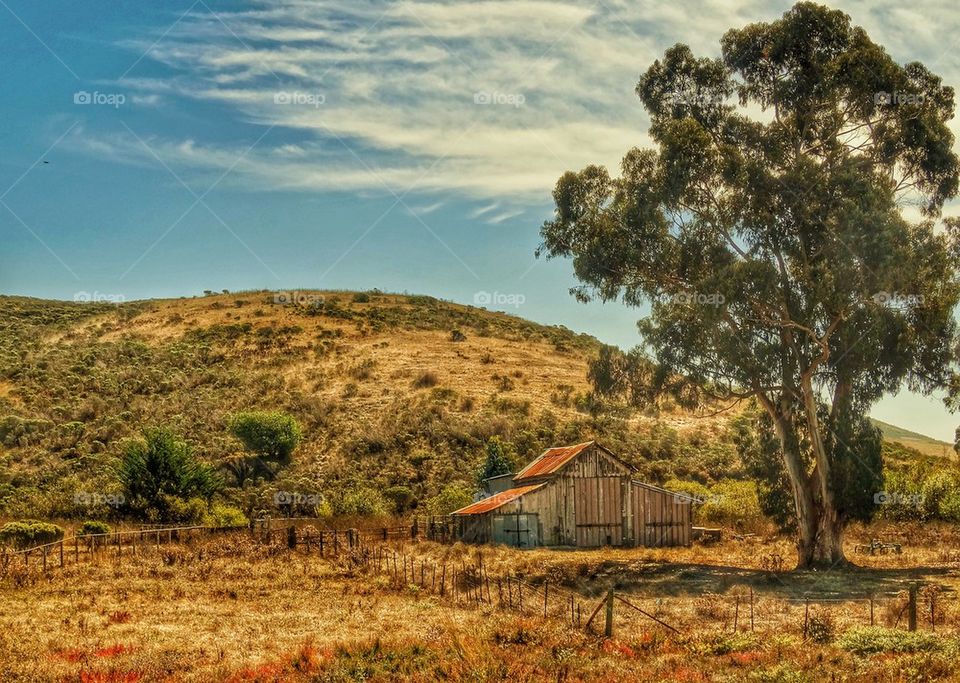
[854,538,902,555]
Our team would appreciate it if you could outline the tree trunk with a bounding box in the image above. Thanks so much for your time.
[797,374,847,569]
[796,504,846,568]
[758,392,847,569]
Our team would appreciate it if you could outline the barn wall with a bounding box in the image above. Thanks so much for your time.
[454,445,692,549]
[458,514,491,544]
[501,479,565,546]
[630,482,692,547]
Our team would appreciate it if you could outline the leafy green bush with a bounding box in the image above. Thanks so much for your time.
[77,520,111,536]
[665,478,764,530]
[0,520,65,549]
[329,486,389,516]
[118,428,222,521]
[836,627,942,655]
[205,503,248,528]
[427,484,472,515]
[383,486,414,514]
[227,411,302,476]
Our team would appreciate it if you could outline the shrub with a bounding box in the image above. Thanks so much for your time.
[330,486,389,516]
[77,520,111,536]
[228,411,302,471]
[836,627,942,655]
[700,480,764,531]
[118,428,222,521]
[427,484,472,515]
[450,329,466,342]
[384,486,414,514]
[205,503,248,528]
[0,520,65,549]
[806,609,835,644]
[412,371,439,388]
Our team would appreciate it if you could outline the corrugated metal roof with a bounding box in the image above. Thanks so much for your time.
[513,441,594,482]
[451,484,546,515]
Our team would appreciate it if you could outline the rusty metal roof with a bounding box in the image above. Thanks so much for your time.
[451,484,546,515]
[513,441,594,482]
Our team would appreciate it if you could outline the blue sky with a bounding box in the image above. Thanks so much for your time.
[0,0,958,441]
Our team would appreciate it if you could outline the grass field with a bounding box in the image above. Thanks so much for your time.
[3,524,960,682]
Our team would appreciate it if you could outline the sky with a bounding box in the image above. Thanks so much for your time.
[0,0,958,441]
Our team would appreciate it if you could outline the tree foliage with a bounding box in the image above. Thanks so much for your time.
[227,411,302,481]
[118,428,221,520]
[540,2,960,566]
[478,436,516,483]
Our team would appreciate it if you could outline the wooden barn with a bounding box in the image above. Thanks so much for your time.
[451,441,692,548]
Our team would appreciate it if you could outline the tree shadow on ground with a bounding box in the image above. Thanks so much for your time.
[574,560,959,599]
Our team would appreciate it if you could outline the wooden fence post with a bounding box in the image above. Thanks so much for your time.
[931,589,936,632]
[287,526,297,550]
[908,584,918,632]
[59,540,64,568]
[604,589,614,638]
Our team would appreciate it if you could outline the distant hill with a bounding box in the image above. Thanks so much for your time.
[0,290,945,520]
[871,419,955,460]
[0,291,738,519]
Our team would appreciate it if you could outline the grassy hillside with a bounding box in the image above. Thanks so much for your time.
[871,419,955,459]
[0,291,740,520]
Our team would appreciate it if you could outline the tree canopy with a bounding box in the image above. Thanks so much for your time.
[540,1,960,567]
[118,428,221,521]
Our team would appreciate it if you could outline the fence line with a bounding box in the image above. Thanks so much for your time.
[0,520,944,638]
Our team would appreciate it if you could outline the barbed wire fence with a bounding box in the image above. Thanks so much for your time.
[0,520,952,640]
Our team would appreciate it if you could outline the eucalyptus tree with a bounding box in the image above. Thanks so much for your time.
[540,2,960,567]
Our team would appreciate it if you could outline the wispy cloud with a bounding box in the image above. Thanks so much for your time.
[72,0,960,208]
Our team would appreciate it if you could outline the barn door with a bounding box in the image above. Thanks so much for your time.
[573,477,623,547]
[492,514,539,548]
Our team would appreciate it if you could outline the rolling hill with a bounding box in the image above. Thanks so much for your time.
[871,419,955,459]
[0,290,946,521]
[0,291,741,520]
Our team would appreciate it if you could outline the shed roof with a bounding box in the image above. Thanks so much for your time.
[513,441,594,482]
[451,483,546,515]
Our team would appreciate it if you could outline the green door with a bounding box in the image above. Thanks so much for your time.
[492,513,539,548]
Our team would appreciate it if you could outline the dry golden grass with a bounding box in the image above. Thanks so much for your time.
[4,527,960,682]
[54,292,597,423]
[46,291,739,435]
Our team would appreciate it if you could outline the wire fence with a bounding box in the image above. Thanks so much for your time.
[1,521,951,640]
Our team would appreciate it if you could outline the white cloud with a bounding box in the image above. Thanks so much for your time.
[81,0,960,212]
